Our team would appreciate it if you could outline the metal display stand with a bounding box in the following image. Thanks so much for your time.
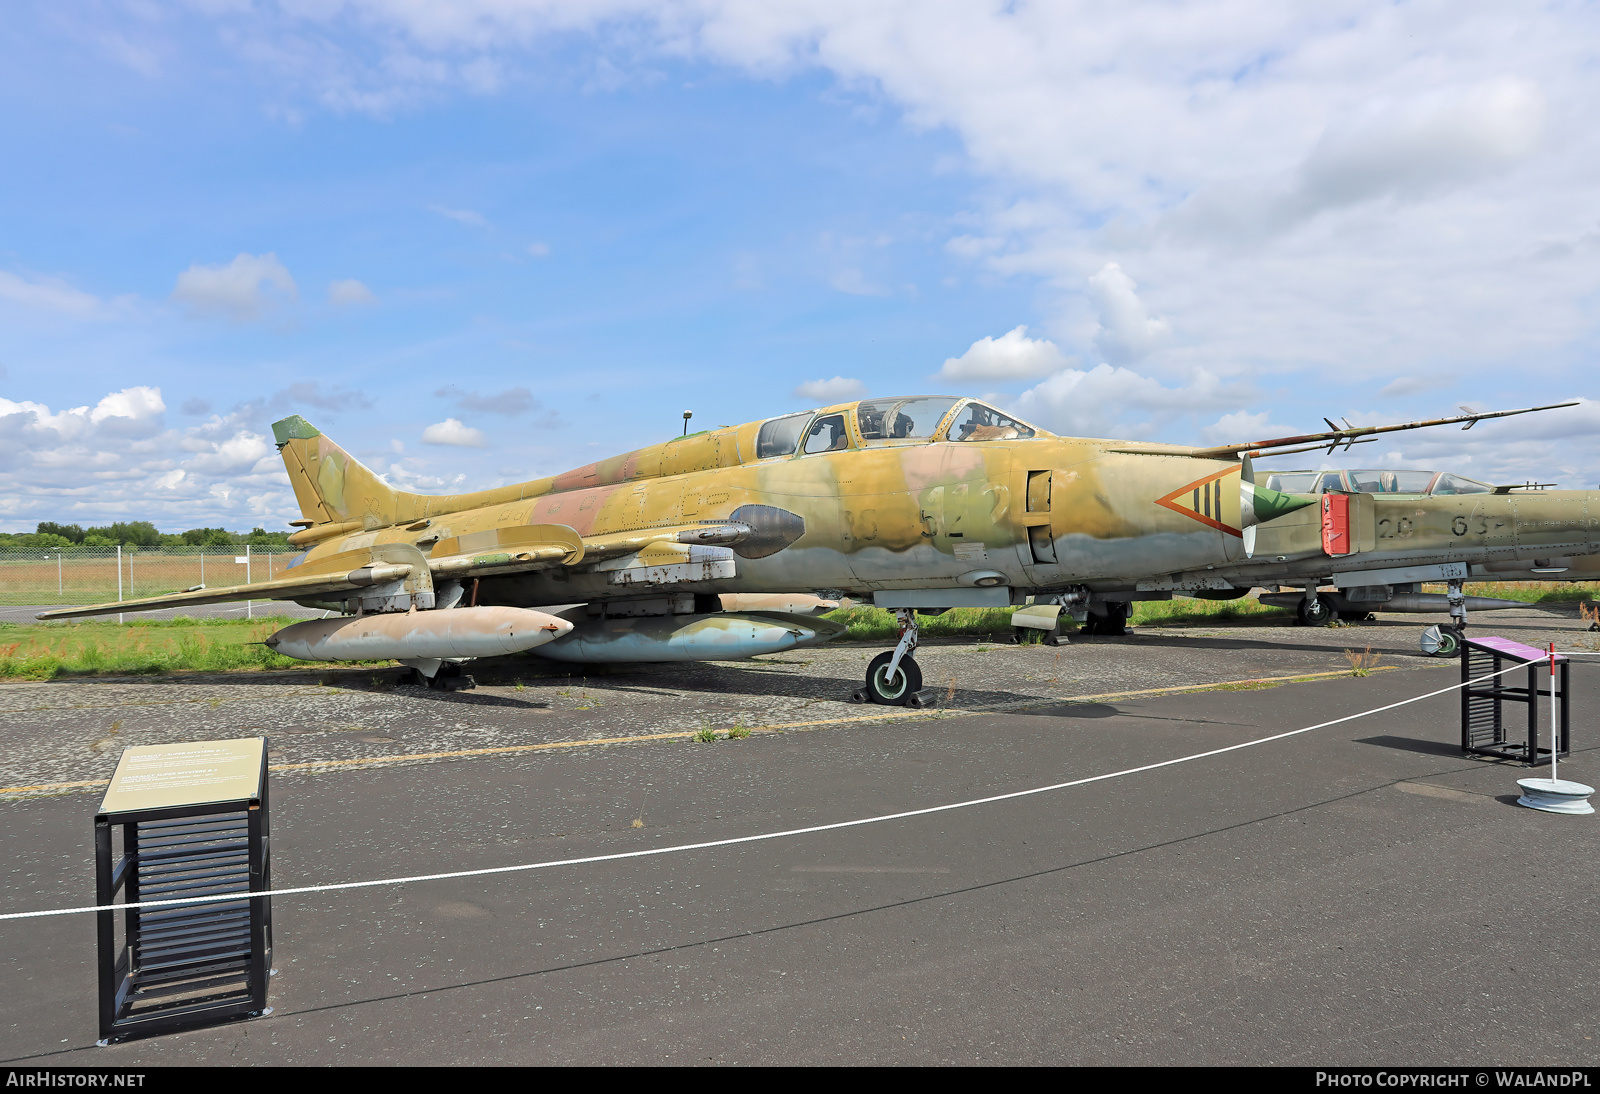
[94,738,273,1044]
[1460,637,1569,765]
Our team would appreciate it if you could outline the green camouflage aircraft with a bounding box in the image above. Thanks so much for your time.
[40,396,1581,702]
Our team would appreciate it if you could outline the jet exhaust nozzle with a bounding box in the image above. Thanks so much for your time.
[265,606,573,662]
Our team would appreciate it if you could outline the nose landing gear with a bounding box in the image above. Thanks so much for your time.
[861,608,925,705]
[1421,578,1469,658]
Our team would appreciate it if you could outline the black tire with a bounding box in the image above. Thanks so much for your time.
[1296,595,1334,626]
[1433,626,1463,659]
[1086,602,1129,637]
[866,651,922,706]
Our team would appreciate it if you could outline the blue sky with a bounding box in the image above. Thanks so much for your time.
[3,2,1599,531]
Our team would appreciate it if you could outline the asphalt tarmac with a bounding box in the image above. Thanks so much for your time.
[2,607,1598,1065]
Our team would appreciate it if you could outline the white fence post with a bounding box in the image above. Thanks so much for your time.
[246,544,252,620]
[116,545,123,625]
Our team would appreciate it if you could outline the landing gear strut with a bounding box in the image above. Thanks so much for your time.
[864,608,923,705]
[1295,590,1334,627]
[1422,579,1469,658]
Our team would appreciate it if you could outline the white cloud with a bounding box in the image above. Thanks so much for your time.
[172,253,298,322]
[792,377,867,403]
[937,326,1071,382]
[328,278,377,305]
[82,3,1600,443]
[421,417,487,446]
[0,387,299,530]
[1012,365,1253,440]
[1086,264,1170,366]
[526,241,551,257]
[0,270,105,318]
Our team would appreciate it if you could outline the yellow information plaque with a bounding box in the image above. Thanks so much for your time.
[98,737,266,815]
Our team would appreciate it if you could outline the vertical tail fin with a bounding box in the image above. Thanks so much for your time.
[273,415,421,531]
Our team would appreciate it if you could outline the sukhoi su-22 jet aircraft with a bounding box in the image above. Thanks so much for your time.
[41,396,1583,702]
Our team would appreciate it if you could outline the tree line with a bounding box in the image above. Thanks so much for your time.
[0,522,295,549]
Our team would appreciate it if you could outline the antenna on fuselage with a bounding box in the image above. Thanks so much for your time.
[682,411,693,436]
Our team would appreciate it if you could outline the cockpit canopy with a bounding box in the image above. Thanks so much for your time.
[1264,469,1493,497]
[754,397,1038,460]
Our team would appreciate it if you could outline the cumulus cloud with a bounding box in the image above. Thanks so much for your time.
[792,377,867,403]
[172,253,297,322]
[0,386,298,529]
[1170,79,1547,243]
[421,417,487,446]
[328,278,377,305]
[937,326,1072,382]
[1012,365,1253,440]
[75,3,1600,452]
[1086,264,1170,366]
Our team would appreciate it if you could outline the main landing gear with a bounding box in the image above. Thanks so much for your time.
[860,608,926,706]
[1079,600,1129,636]
[1295,591,1334,627]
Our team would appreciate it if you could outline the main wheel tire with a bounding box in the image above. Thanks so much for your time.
[1433,625,1463,659]
[1297,595,1334,626]
[865,651,922,706]
[1089,603,1129,637]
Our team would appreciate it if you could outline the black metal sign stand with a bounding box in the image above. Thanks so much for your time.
[1461,637,1569,765]
[95,739,273,1044]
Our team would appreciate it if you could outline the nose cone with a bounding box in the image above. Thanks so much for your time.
[264,633,281,650]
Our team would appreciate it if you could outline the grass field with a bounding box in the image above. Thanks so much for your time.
[824,595,1294,641]
[0,616,391,681]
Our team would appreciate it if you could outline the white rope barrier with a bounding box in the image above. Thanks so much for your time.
[0,656,1565,924]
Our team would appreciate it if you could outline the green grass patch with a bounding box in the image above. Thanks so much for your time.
[1441,581,1600,605]
[824,595,1291,640]
[1130,596,1290,627]
[0,616,391,681]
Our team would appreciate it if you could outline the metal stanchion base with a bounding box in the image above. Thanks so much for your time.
[1516,778,1596,815]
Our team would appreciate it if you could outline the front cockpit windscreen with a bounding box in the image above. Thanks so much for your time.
[1263,471,1320,493]
[856,397,960,444]
[756,412,811,459]
[1262,469,1494,496]
[1347,470,1437,494]
[802,413,850,455]
[948,402,1036,442]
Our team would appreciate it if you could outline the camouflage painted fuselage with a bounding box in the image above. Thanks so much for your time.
[276,400,1600,604]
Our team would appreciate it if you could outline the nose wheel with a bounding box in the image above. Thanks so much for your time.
[862,608,924,705]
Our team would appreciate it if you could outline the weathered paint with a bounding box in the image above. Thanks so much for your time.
[532,610,847,663]
[44,398,1600,625]
[265,605,572,661]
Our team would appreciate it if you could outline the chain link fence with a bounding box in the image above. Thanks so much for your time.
[0,546,303,608]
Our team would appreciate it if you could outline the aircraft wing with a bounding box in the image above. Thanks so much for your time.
[1185,401,1577,460]
[37,521,757,620]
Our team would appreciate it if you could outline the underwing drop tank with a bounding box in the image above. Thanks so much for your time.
[530,610,847,664]
[264,606,573,662]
